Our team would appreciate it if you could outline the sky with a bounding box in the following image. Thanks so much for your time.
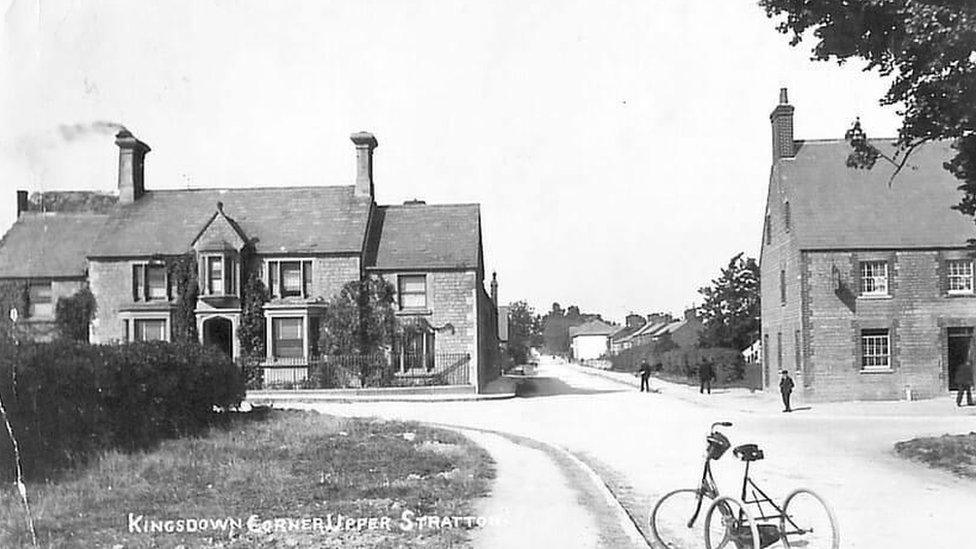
[0,0,902,322]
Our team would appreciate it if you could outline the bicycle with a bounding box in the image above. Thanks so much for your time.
[649,421,839,549]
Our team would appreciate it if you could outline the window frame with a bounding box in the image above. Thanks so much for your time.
[28,280,53,318]
[265,259,313,299]
[132,261,169,302]
[859,260,889,297]
[860,329,891,372]
[200,253,238,297]
[270,316,305,359]
[397,274,428,310]
[122,313,172,343]
[946,258,974,295]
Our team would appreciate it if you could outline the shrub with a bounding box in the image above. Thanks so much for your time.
[0,338,245,481]
[54,287,97,342]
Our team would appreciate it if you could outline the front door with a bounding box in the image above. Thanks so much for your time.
[203,317,234,358]
[947,327,973,391]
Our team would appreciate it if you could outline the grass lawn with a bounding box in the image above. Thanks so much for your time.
[0,409,494,548]
[895,432,976,479]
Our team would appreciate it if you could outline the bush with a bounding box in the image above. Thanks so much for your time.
[54,287,97,341]
[610,340,746,383]
[0,338,245,481]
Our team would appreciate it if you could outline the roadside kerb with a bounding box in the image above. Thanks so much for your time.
[436,424,651,549]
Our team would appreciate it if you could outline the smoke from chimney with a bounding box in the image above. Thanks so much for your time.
[58,121,128,142]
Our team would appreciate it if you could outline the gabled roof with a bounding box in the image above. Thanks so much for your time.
[90,186,372,257]
[192,207,248,252]
[611,324,643,342]
[365,203,482,270]
[623,320,669,341]
[0,213,108,278]
[779,140,973,249]
[569,319,617,338]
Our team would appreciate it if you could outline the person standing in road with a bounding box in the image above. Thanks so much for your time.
[779,369,794,412]
[698,358,716,394]
[637,359,652,392]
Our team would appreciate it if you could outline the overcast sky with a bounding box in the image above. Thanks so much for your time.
[0,0,902,321]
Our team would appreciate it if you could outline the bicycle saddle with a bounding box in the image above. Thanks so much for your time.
[733,443,764,462]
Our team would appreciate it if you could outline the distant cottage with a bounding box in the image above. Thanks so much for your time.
[0,131,501,391]
[760,88,975,401]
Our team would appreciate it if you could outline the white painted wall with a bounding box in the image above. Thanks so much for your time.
[572,334,609,360]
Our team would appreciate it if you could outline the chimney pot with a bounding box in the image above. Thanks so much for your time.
[779,87,789,104]
[351,131,378,199]
[16,190,28,217]
[490,272,499,307]
[115,130,150,204]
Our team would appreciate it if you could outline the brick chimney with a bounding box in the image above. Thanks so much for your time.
[625,314,645,328]
[115,130,150,204]
[770,87,795,162]
[351,131,377,199]
[15,190,28,217]
[490,272,498,307]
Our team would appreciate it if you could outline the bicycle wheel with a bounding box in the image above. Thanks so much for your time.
[703,496,759,549]
[779,488,839,549]
[650,489,728,548]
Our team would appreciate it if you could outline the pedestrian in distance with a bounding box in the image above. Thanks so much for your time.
[636,359,653,392]
[779,369,794,412]
[698,358,716,395]
[953,358,974,407]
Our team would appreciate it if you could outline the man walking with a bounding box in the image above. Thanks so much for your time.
[698,358,716,394]
[637,359,652,392]
[779,369,794,412]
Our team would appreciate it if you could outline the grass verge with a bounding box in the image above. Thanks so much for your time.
[0,409,494,548]
[894,432,976,479]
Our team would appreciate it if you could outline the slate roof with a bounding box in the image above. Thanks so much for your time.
[0,213,108,278]
[611,324,643,342]
[780,140,973,249]
[90,186,372,257]
[569,320,617,338]
[365,203,482,270]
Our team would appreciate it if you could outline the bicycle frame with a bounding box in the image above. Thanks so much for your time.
[738,460,807,536]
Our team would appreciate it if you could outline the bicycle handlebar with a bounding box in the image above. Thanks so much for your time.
[710,421,732,431]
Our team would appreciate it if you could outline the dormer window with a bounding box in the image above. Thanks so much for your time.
[200,253,238,297]
[133,262,168,302]
[267,259,312,299]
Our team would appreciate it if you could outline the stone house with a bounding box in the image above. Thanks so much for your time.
[0,130,500,391]
[760,88,975,401]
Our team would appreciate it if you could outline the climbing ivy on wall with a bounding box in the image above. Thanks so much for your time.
[54,287,97,342]
[0,280,29,331]
[167,253,199,343]
[238,271,268,358]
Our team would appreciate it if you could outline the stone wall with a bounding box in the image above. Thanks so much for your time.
[803,249,976,401]
[89,259,141,343]
[760,164,805,392]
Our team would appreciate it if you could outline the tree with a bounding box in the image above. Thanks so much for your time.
[759,1,976,218]
[697,253,760,350]
[319,276,397,355]
[507,300,542,363]
[237,272,269,357]
[54,287,97,342]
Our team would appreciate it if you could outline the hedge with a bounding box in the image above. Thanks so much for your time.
[611,341,746,383]
[0,338,245,481]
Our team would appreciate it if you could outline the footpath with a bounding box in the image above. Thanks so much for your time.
[567,361,976,419]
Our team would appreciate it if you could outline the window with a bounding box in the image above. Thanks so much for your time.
[861,329,891,371]
[28,281,52,317]
[200,254,237,296]
[779,269,786,305]
[398,275,427,309]
[132,263,168,301]
[947,259,974,294]
[133,319,167,342]
[272,317,304,358]
[859,261,889,296]
[266,260,312,298]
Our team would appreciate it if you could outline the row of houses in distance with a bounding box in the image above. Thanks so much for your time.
[563,308,705,362]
